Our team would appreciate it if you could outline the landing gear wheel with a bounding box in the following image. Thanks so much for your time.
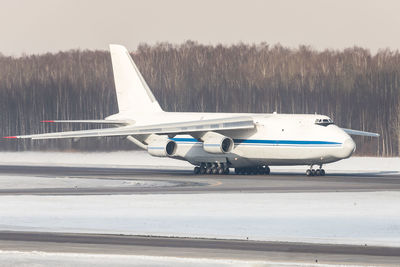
[217,167,224,175]
[206,167,212,174]
[306,169,313,176]
[224,168,230,175]
[200,167,206,174]
[315,169,321,176]
[211,168,218,174]
[320,169,326,176]
[194,166,200,174]
[264,166,270,175]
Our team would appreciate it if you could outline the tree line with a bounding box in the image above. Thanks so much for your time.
[1,41,399,156]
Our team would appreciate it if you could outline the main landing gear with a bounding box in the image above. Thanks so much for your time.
[193,163,271,175]
[306,164,325,176]
[194,163,229,175]
[234,166,270,175]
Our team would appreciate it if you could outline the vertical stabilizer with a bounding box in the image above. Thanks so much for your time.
[109,44,163,115]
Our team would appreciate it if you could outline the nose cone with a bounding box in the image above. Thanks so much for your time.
[342,138,356,158]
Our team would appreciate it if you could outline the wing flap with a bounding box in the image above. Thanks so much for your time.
[4,116,254,140]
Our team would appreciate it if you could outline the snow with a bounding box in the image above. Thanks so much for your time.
[0,250,354,267]
[0,151,399,174]
[0,151,191,169]
[0,175,175,189]
[0,151,399,248]
[1,192,400,247]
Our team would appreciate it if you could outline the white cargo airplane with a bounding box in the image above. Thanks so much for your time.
[4,44,379,176]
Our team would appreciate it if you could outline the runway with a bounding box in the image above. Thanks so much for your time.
[1,231,400,265]
[0,165,400,195]
[1,165,400,265]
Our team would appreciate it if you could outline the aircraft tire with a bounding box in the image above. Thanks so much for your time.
[194,166,200,174]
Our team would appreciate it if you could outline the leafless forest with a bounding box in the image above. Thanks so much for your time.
[1,42,399,156]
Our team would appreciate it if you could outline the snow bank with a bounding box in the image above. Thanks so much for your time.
[1,192,399,247]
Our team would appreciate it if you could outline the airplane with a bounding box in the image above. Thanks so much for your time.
[4,44,380,176]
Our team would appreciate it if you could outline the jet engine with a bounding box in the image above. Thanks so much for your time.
[201,132,234,154]
[147,139,177,157]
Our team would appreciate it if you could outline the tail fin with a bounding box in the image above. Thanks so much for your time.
[109,44,163,115]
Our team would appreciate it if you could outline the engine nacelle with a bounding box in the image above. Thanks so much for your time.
[201,132,234,154]
[147,139,177,157]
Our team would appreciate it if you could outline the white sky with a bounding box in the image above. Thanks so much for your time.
[1,0,399,56]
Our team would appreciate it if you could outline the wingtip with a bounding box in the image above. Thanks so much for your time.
[3,136,17,139]
[41,120,55,123]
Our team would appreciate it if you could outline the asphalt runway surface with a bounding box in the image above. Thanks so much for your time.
[1,165,400,265]
[1,165,400,195]
[1,231,400,265]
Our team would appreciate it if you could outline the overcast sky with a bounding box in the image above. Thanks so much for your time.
[1,0,400,56]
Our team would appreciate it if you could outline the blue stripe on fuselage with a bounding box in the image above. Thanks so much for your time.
[170,138,341,146]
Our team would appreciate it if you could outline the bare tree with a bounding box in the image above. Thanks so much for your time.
[1,42,399,156]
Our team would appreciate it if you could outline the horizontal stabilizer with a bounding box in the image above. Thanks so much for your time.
[4,116,254,140]
[342,128,380,137]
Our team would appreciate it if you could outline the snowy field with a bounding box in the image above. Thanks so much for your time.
[1,192,400,247]
[0,151,399,174]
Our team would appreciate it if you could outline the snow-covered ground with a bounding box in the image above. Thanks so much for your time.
[1,151,399,260]
[0,250,351,267]
[0,151,399,174]
[0,151,191,169]
[0,175,174,189]
[1,192,400,247]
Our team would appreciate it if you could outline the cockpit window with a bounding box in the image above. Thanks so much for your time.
[315,118,334,126]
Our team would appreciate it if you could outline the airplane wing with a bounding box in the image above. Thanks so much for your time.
[40,120,132,125]
[342,128,380,137]
[4,116,254,140]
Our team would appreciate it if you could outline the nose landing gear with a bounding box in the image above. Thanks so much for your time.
[306,164,325,176]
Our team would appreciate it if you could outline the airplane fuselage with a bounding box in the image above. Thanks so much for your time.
[109,111,356,167]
